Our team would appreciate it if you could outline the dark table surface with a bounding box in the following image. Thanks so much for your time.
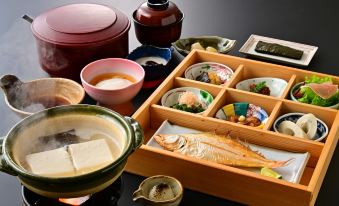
[0,0,338,205]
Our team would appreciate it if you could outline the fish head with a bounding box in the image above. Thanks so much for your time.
[154,134,186,151]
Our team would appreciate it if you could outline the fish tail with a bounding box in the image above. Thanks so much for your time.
[269,158,295,168]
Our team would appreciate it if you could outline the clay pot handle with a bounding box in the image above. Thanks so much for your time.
[0,74,23,94]
[124,116,144,152]
[0,136,18,176]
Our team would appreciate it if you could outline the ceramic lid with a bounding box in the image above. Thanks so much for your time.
[134,0,183,26]
[32,4,130,45]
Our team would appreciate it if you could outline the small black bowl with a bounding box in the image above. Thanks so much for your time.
[127,45,172,88]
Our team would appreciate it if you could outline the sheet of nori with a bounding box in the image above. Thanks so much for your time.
[255,41,304,60]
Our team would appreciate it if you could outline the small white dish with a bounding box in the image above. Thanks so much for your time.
[236,77,288,97]
[133,175,183,206]
[239,34,318,66]
[161,87,214,114]
[184,62,233,85]
[147,120,310,183]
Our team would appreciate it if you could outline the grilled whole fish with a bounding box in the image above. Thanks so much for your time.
[154,133,291,168]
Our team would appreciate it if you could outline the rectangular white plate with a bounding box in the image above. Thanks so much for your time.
[147,120,310,183]
[239,34,318,67]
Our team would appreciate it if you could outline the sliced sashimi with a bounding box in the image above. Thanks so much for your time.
[302,83,338,99]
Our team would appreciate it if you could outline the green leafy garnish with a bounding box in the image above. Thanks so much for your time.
[298,87,339,106]
[297,75,339,107]
[250,81,267,93]
[172,103,205,113]
[304,75,332,84]
[201,65,211,70]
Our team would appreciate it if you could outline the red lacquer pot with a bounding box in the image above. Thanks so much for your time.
[31,4,130,81]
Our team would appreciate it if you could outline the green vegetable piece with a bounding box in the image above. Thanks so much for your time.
[171,103,205,113]
[260,167,282,179]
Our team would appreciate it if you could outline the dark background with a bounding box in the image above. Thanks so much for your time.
[0,0,338,205]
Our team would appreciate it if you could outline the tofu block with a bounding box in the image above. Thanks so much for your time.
[26,148,75,177]
[68,139,114,174]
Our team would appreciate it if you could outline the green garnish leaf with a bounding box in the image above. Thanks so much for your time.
[172,103,205,113]
[304,75,332,84]
[297,76,339,107]
[201,65,211,70]
[250,81,267,93]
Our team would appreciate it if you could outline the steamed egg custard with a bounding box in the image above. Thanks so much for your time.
[13,114,126,177]
[89,73,136,90]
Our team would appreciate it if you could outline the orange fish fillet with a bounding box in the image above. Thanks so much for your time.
[154,133,292,168]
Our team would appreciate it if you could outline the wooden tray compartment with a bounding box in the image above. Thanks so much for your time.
[205,88,281,130]
[271,100,338,139]
[126,50,339,206]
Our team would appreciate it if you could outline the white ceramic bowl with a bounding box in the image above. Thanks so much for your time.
[273,112,328,142]
[236,77,288,97]
[81,58,145,105]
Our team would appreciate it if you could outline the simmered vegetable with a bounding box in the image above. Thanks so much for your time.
[249,81,271,95]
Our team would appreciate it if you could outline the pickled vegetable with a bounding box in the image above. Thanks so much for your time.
[255,41,303,60]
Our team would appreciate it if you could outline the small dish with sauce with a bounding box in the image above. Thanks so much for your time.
[80,58,144,114]
[0,74,85,118]
[127,45,172,88]
[133,175,183,206]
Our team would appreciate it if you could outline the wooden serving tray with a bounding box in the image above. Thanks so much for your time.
[126,50,339,206]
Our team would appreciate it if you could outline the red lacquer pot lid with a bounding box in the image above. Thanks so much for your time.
[134,0,183,26]
[32,4,130,45]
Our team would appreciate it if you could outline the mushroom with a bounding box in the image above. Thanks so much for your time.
[296,113,317,139]
[278,120,308,139]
